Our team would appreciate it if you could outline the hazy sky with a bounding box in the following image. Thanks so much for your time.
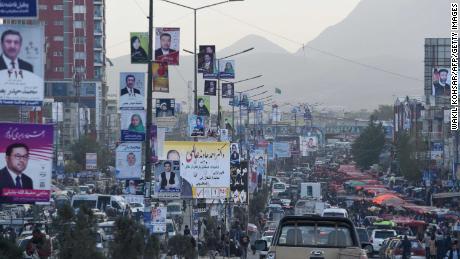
[106,0,361,58]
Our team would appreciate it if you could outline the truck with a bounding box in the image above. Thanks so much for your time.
[300,182,321,199]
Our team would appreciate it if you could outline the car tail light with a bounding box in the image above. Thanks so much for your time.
[267,251,276,259]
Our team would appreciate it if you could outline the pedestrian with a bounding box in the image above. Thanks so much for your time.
[402,235,411,259]
[239,233,250,259]
[183,225,191,236]
[26,228,51,259]
[221,231,230,257]
[429,234,437,259]
[445,240,460,259]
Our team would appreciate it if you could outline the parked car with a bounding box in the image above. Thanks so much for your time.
[390,237,425,259]
[370,229,397,253]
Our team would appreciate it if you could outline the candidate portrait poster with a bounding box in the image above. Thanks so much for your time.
[152,62,169,93]
[249,149,266,193]
[161,141,230,199]
[120,110,146,141]
[155,98,175,117]
[0,25,44,106]
[154,160,181,199]
[230,161,248,204]
[199,45,215,55]
[198,52,214,74]
[0,123,53,203]
[119,72,145,110]
[144,206,167,233]
[123,179,144,195]
[130,32,149,64]
[222,83,234,98]
[188,115,206,137]
[154,27,180,65]
[300,136,318,155]
[197,95,210,116]
[432,67,451,97]
[204,80,217,96]
[230,143,240,165]
[116,143,142,179]
[219,60,235,79]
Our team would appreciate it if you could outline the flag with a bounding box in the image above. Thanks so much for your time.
[275,88,281,94]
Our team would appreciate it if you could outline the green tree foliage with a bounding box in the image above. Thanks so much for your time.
[69,135,114,172]
[351,120,385,169]
[64,160,82,174]
[167,235,196,259]
[110,217,147,259]
[249,187,269,223]
[144,234,161,259]
[371,105,394,121]
[395,132,422,182]
[0,237,23,259]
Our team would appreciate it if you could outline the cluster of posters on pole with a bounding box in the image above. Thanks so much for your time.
[116,143,142,179]
[249,149,266,193]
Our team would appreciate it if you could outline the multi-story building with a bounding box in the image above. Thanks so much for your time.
[4,0,107,149]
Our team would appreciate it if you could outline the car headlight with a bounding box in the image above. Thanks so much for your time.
[267,251,276,259]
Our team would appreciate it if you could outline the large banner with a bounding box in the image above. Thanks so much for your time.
[218,60,235,79]
[121,110,146,141]
[0,123,53,203]
[0,0,38,18]
[204,80,217,96]
[230,160,248,204]
[154,160,181,199]
[162,141,230,199]
[222,83,234,99]
[116,143,142,179]
[152,62,169,93]
[130,32,149,64]
[144,206,167,233]
[249,149,265,193]
[273,142,291,158]
[197,95,210,116]
[432,68,451,97]
[119,72,145,110]
[155,98,175,117]
[0,25,44,106]
[300,136,318,155]
[154,27,180,65]
[188,115,206,137]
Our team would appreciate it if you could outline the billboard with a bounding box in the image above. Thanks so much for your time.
[204,80,217,96]
[116,143,142,179]
[300,136,318,155]
[218,60,235,79]
[121,110,146,141]
[152,62,169,93]
[130,32,149,64]
[155,98,175,117]
[188,115,206,137]
[273,142,291,158]
[0,25,44,106]
[230,161,248,204]
[154,27,180,65]
[198,52,214,74]
[161,141,230,199]
[123,180,144,195]
[0,0,38,18]
[197,95,210,116]
[144,206,167,233]
[432,68,451,97]
[154,160,181,199]
[85,153,97,170]
[0,123,53,203]
[249,149,265,193]
[222,83,234,99]
[119,72,145,110]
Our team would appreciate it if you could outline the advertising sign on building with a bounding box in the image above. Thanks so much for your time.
[85,153,97,170]
[0,0,38,19]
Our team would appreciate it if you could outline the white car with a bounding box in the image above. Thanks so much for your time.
[370,229,397,253]
[129,202,144,214]
[321,207,348,218]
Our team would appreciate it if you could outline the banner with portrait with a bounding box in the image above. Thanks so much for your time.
[197,95,210,116]
[161,141,230,199]
[123,179,144,195]
[432,67,451,97]
[121,110,146,141]
[188,115,206,137]
[154,27,180,65]
[218,60,235,79]
[230,161,248,204]
[155,98,175,117]
[130,32,149,64]
[230,143,240,165]
[0,123,53,203]
[0,25,44,106]
[154,160,181,199]
[249,149,266,193]
[152,62,169,93]
[431,142,443,160]
[119,72,145,110]
[144,206,167,233]
[116,143,142,179]
[204,80,217,96]
[300,136,318,155]
[222,83,234,98]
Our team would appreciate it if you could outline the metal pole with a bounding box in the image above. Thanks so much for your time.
[194,9,198,115]
[232,96,235,140]
[239,92,243,156]
[145,0,154,201]
[217,59,221,127]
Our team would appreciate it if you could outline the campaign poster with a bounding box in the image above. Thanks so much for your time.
[223,117,234,132]
[249,149,266,193]
[197,95,210,116]
[130,32,149,64]
[219,129,230,142]
[151,125,165,163]
[198,52,214,74]
[144,206,167,233]
[432,68,451,97]
[0,0,38,18]
[161,141,230,199]
[222,83,234,99]
[119,72,145,110]
[188,115,206,137]
[121,110,146,141]
[300,136,318,155]
[0,25,44,106]
[204,80,217,96]
[152,62,169,93]
[85,153,97,170]
[154,27,180,65]
[123,194,144,205]
[155,98,175,117]
[230,143,240,165]
[273,142,291,158]
[230,161,248,204]
[431,142,443,160]
[264,126,274,140]
[154,160,181,199]
[199,45,215,55]
[116,143,142,179]
[123,180,144,195]
[218,60,235,79]
[403,102,411,130]
[0,123,53,203]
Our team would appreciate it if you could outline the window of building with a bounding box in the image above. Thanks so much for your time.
[73,5,86,14]
[53,51,63,57]
[74,66,86,73]
[74,52,86,60]
[53,5,64,11]
[53,36,64,41]
[54,21,64,26]
[94,5,102,17]
[39,5,47,10]
[94,21,102,33]
[55,67,64,72]
[74,21,85,29]
[94,36,102,48]
[74,36,86,44]
[94,67,102,79]
[94,51,102,63]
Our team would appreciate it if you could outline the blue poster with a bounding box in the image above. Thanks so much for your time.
[0,0,38,18]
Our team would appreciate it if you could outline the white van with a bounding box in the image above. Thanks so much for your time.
[166,202,182,219]
[321,207,348,218]
[71,195,128,214]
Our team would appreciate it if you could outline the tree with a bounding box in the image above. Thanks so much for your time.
[110,217,147,259]
[351,120,385,169]
[249,187,269,223]
[0,237,23,259]
[395,132,422,182]
[64,160,81,174]
[167,235,196,259]
[144,234,161,259]
[371,105,394,121]
[69,135,114,172]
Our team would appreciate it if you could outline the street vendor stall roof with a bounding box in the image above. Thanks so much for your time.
[432,192,460,199]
